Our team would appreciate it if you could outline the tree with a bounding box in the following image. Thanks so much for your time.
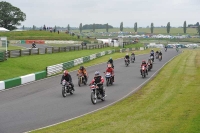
[134,22,137,32]
[79,23,82,33]
[106,23,108,32]
[67,24,70,31]
[93,23,95,32]
[0,1,26,30]
[167,22,170,34]
[196,22,199,26]
[54,25,57,31]
[22,25,25,30]
[120,22,123,31]
[150,23,154,34]
[183,21,187,34]
[33,25,35,30]
[197,25,200,36]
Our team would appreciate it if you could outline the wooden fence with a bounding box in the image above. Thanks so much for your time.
[7,44,108,58]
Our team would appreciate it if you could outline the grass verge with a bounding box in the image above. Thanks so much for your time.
[31,49,200,133]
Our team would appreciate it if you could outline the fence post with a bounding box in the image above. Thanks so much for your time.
[59,47,61,52]
[20,50,22,56]
[45,48,47,53]
[74,46,75,51]
[52,47,54,53]
[29,49,31,55]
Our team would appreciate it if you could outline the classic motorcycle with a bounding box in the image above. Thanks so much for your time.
[124,58,129,67]
[155,53,159,59]
[90,83,105,104]
[147,62,152,71]
[131,54,135,63]
[104,72,113,86]
[159,55,162,61]
[150,55,154,62]
[61,80,74,97]
[107,62,114,69]
[77,73,87,87]
[141,66,147,78]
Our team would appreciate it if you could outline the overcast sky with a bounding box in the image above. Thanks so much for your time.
[4,0,200,28]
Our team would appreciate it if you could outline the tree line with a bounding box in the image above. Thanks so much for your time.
[0,1,200,35]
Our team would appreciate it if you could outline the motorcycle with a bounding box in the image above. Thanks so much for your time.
[124,58,129,67]
[61,80,74,97]
[141,66,147,78]
[150,55,154,62]
[147,62,152,71]
[165,48,167,52]
[159,55,162,61]
[155,53,159,59]
[131,55,135,63]
[77,73,87,87]
[90,83,105,104]
[176,48,179,52]
[104,72,113,86]
[107,62,114,69]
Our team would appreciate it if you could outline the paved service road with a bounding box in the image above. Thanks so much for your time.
[0,49,180,133]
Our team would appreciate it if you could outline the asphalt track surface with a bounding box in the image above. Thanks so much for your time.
[0,49,180,133]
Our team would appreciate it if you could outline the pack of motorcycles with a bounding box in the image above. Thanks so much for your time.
[61,53,162,104]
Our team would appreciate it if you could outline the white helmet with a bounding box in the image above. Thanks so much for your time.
[95,71,100,75]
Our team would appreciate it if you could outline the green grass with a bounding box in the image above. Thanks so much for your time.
[0,31,92,41]
[31,49,200,133]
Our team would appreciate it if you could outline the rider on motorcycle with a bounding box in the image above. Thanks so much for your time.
[131,52,135,61]
[89,71,105,98]
[147,58,153,68]
[32,41,36,48]
[158,51,162,59]
[108,57,114,68]
[155,50,159,59]
[61,70,75,91]
[140,60,148,75]
[105,64,114,82]
[150,49,154,61]
[124,53,130,64]
[77,66,88,82]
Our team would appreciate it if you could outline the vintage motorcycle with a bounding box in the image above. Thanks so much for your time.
[77,73,87,87]
[90,83,106,104]
[104,72,113,86]
[124,58,129,67]
[141,66,148,78]
[61,80,74,97]
[131,54,135,63]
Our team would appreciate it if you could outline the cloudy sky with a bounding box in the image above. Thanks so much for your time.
[4,0,200,28]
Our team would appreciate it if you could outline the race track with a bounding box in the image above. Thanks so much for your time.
[0,49,180,133]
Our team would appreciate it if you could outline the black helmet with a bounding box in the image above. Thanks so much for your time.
[80,66,84,70]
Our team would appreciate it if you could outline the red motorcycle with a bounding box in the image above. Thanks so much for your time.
[141,66,148,78]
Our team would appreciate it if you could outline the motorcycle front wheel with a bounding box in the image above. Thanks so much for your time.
[62,87,67,97]
[91,91,97,104]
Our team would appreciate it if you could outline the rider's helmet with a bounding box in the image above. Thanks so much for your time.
[108,64,112,68]
[80,66,84,70]
[126,53,128,55]
[132,52,134,54]
[94,71,100,77]
[110,57,112,59]
[63,70,68,76]
[142,60,146,64]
